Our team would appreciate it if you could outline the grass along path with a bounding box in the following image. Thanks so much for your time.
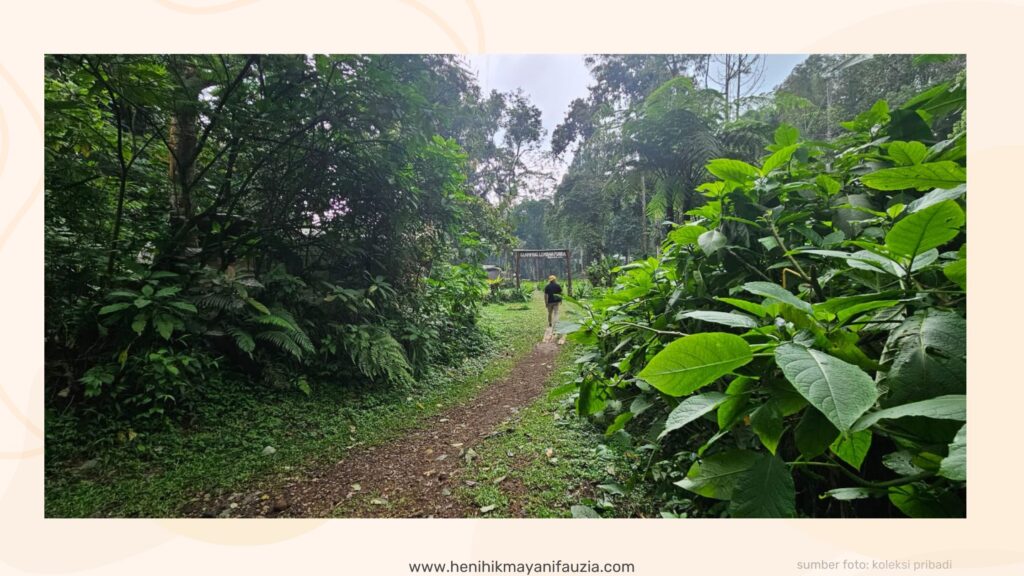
[324,295,655,518]
[46,296,546,518]
[454,341,656,518]
[301,332,562,517]
[49,290,646,518]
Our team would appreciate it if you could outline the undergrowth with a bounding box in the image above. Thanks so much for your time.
[45,296,547,517]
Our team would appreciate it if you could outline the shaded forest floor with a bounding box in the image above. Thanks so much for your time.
[48,293,650,518]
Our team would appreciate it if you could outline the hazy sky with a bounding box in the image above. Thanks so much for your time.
[464,54,809,149]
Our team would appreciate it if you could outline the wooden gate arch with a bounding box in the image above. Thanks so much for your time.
[512,249,572,297]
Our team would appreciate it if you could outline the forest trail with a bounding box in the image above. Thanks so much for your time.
[204,327,564,518]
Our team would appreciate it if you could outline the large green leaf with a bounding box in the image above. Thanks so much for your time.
[629,394,654,416]
[816,174,841,196]
[728,454,796,518]
[698,229,727,255]
[766,379,809,415]
[943,245,966,290]
[906,184,966,213]
[846,250,903,276]
[882,451,926,476]
[908,249,940,272]
[707,158,759,183]
[852,394,965,432]
[830,429,872,470]
[98,302,133,315]
[715,297,769,318]
[938,424,966,481]
[154,286,182,298]
[889,484,964,518]
[774,123,798,147]
[943,259,966,290]
[860,161,966,191]
[741,281,813,315]
[668,224,707,247]
[881,309,966,405]
[824,487,883,501]
[659,392,728,439]
[167,301,198,314]
[154,314,175,340]
[678,310,758,329]
[774,343,878,432]
[814,291,903,317]
[131,314,147,335]
[750,401,784,454]
[837,300,901,324]
[717,377,753,430]
[604,411,634,436]
[793,246,904,276]
[794,407,839,458]
[675,449,760,500]
[887,141,928,166]
[885,200,965,260]
[577,379,606,416]
[760,144,798,175]
[638,333,753,397]
[832,193,878,237]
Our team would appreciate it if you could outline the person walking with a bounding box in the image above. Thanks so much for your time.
[544,275,563,328]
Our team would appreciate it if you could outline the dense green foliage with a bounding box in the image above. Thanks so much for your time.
[545,55,966,274]
[46,300,547,517]
[484,276,532,304]
[565,76,966,518]
[46,53,967,520]
[45,55,532,458]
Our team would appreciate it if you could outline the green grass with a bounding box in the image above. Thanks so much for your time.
[456,337,657,518]
[45,296,549,517]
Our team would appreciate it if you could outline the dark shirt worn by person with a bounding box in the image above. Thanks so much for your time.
[544,281,563,304]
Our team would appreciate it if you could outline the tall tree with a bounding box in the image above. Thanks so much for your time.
[711,54,765,121]
[623,77,722,229]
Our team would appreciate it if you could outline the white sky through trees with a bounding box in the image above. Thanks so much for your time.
[464,54,808,147]
[462,54,808,195]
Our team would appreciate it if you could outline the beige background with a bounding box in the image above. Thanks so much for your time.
[1,1,1017,574]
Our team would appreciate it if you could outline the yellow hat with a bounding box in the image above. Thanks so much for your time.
[548,275,557,281]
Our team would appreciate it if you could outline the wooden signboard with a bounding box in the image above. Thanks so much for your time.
[512,249,572,296]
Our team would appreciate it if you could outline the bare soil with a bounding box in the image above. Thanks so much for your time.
[195,331,562,518]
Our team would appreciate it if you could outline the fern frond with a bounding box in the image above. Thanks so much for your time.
[342,325,412,386]
[254,314,297,331]
[292,328,315,354]
[227,326,255,355]
[270,307,299,324]
[646,185,667,220]
[196,292,244,312]
[256,331,303,361]
[719,121,772,163]
[246,297,270,315]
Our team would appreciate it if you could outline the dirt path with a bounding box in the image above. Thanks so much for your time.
[205,329,564,518]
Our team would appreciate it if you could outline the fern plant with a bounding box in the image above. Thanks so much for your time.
[251,308,315,361]
[331,324,413,386]
[195,267,315,362]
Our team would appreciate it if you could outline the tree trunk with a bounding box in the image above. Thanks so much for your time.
[167,60,201,228]
[169,102,197,223]
[664,188,675,231]
[106,94,128,279]
[735,55,743,119]
[640,174,648,258]
[723,54,731,122]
